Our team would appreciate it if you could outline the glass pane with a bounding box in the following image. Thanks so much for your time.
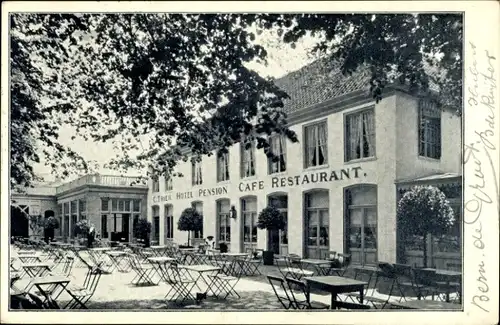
[112,199,118,211]
[218,200,230,213]
[124,200,131,212]
[350,186,377,205]
[350,209,363,226]
[118,200,125,211]
[306,191,329,208]
[242,198,257,212]
[101,199,109,211]
[366,208,377,226]
[63,202,69,214]
[133,199,140,212]
[319,209,329,247]
[152,206,159,217]
[349,227,362,249]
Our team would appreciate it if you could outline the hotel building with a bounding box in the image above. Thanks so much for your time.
[147,60,463,268]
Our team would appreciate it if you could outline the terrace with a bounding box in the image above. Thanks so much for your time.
[55,175,147,195]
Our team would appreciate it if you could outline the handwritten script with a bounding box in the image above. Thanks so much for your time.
[464,41,498,313]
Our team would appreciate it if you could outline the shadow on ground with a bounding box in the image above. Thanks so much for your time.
[65,291,283,310]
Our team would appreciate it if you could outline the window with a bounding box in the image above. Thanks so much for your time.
[305,191,330,248]
[217,151,230,182]
[268,135,287,174]
[242,197,257,243]
[165,204,174,240]
[191,201,204,239]
[101,214,108,238]
[419,100,441,159]
[192,159,203,185]
[101,198,109,211]
[217,199,231,243]
[164,174,173,191]
[241,141,256,178]
[133,199,141,212]
[345,108,376,161]
[152,177,160,192]
[304,121,328,168]
[79,200,87,220]
[269,195,288,245]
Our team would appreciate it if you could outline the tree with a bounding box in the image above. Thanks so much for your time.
[177,207,203,247]
[43,216,60,243]
[74,219,90,237]
[257,206,286,231]
[397,185,455,267]
[10,14,462,189]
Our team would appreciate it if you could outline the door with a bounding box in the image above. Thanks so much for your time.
[268,229,280,254]
[305,191,329,259]
[11,206,29,238]
[121,214,130,242]
[347,207,377,265]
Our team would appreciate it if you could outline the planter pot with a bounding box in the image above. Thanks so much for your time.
[263,250,274,265]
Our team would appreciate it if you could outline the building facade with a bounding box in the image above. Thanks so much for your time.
[11,174,148,243]
[144,60,462,266]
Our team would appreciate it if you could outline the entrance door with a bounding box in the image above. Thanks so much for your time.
[121,214,130,242]
[345,185,378,265]
[304,191,329,259]
[11,206,29,238]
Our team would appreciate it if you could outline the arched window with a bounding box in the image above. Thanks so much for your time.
[304,190,329,259]
[345,185,377,266]
[217,199,231,244]
[164,204,174,240]
[241,196,257,251]
[191,201,203,239]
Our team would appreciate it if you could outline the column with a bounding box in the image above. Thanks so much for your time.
[159,204,165,245]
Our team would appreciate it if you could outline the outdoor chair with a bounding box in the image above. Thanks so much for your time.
[267,275,295,309]
[278,254,313,280]
[317,251,341,275]
[50,256,75,277]
[207,259,244,299]
[87,250,114,274]
[285,277,330,310]
[164,262,197,303]
[412,268,441,300]
[127,253,159,286]
[392,263,426,301]
[243,249,263,275]
[211,253,234,274]
[326,253,351,276]
[64,266,103,309]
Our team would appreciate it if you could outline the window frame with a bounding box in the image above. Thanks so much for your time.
[418,100,442,160]
[303,120,328,169]
[191,159,203,186]
[241,196,258,244]
[164,204,174,240]
[217,151,230,182]
[240,141,256,178]
[344,107,376,162]
[268,135,287,174]
[217,199,231,244]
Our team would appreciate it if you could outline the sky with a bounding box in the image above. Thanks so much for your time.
[32,26,321,183]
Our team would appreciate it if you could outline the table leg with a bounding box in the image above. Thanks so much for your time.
[331,291,337,310]
[359,287,364,304]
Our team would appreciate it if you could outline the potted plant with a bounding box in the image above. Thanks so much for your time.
[397,185,455,267]
[134,218,152,248]
[74,219,90,246]
[177,207,203,248]
[257,205,286,265]
[43,216,60,243]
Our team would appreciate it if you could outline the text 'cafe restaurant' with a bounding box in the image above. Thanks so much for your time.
[147,58,462,268]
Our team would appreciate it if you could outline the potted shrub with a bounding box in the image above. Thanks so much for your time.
[74,219,90,246]
[257,205,286,265]
[177,207,203,248]
[397,185,455,267]
[43,216,60,243]
[134,218,152,248]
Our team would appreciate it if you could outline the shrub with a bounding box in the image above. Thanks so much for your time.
[397,185,455,267]
[257,206,286,231]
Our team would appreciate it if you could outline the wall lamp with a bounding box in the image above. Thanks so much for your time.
[230,206,237,219]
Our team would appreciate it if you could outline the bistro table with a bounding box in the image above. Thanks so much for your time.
[422,268,462,303]
[393,299,461,310]
[147,257,177,282]
[17,254,42,264]
[106,251,131,272]
[89,247,112,260]
[179,264,221,295]
[149,245,170,257]
[301,259,335,276]
[26,275,71,309]
[304,276,368,309]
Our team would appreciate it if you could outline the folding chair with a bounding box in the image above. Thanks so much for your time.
[211,253,234,274]
[267,275,295,309]
[86,250,114,274]
[164,262,197,303]
[285,277,330,309]
[127,253,159,286]
[277,255,313,280]
[327,253,351,276]
[50,256,75,277]
[243,249,262,275]
[413,268,443,301]
[64,266,103,309]
[317,251,340,275]
[207,259,244,299]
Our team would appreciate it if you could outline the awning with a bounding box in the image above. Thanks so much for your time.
[395,172,461,185]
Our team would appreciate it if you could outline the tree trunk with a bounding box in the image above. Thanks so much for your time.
[422,233,428,268]
[187,231,191,247]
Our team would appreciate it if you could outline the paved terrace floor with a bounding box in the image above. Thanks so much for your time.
[10,250,459,310]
